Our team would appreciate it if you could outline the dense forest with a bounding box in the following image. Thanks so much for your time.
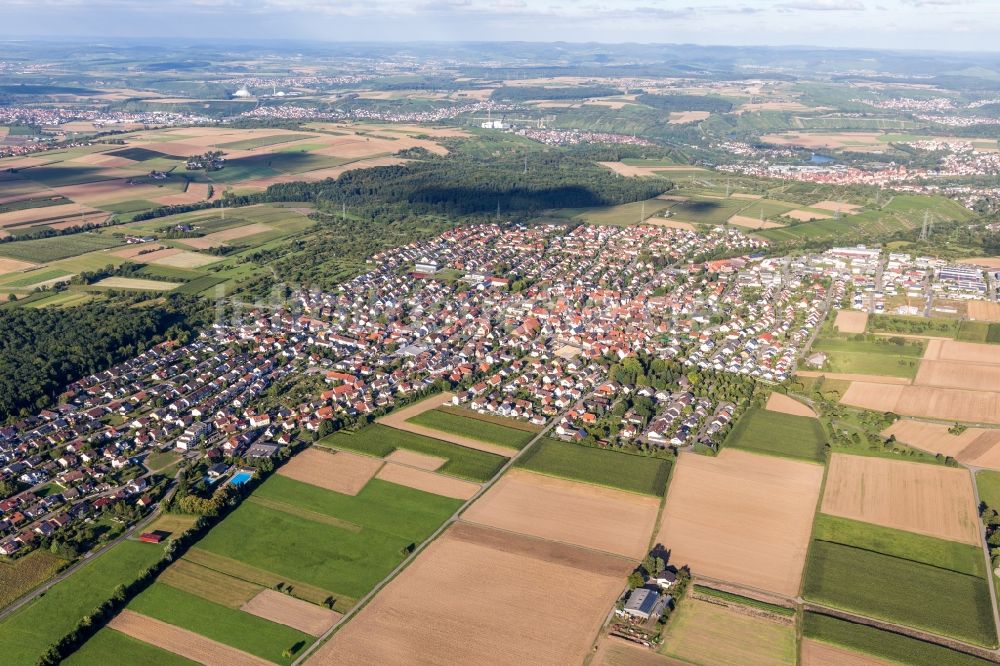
[0,295,207,421]
[223,145,670,217]
[490,85,621,102]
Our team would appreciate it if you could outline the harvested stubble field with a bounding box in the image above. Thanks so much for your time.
[727,214,785,230]
[765,392,816,417]
[594,637,687,666]
[93,276,180,291]
[144,249,218,269]
[967,300,1000,322]
[175,222,274,249]
[835,310,869,334]
[821,453,979,544]
[658,596,796,666]
[384,448,446,470]
[374,461,479,500]
[309,523,632,666]
[108,610,273,666]
[656,449,823,596]
[277,447,382,496]
[240,589,340,637]
[461,469,659,559]
[159,558,262,608]
[841,382,1000,423]
[883,420,1000,471]
[786,209,832,221]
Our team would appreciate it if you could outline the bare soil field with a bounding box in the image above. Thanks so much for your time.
[882,420,1000,470]
[761,132,884,151]
[727,215,785,230]
[50,178,166,205]
[659,596,796,666]
[656,449,823,597]
[0,202,98,229]
[786,209,832,221]
[240,589,340,636]
[593,637,686,666]
[375,462,479,500]
[822,453,980,544]
[959,257,1000,269]
[844,382,1000,424]
[598,162,707,178]
[277,448,382,496]
[462,469,659,559]
[915,359,1000,392]
[384,448,446,470]
[177,223,273,249]
[69,152,137,168]
[0,257,39,273]
[645,218,696,231]
[967,301,1000,322]
[927,339,1000,365]
[800,639,893,666]
[738,101,821,113]
[378,392,517,456]
[765,392,816,417]
[93,277,180,291]
[308,522,631,666]
[835,310,869,334]
[812,201,863,213]
[668,111,711,124]
[797,371,910,385]
[108,610,272,666]
[147,250,218,269]
[731,193,763,199]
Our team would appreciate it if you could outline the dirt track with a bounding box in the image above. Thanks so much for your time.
[109,609,273,666]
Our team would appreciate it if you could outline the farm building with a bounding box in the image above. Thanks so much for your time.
[623,588,667,620]
[139,532,164,544]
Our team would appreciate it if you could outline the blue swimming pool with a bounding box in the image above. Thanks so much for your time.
[229,471,253,486]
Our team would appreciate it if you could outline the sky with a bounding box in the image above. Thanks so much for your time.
[1,0,998,52]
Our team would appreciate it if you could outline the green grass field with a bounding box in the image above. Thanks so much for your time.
[803,613,995,666]
[516,438,671,496]
[976,470,1000,510]
[0,540,165,665]
[724,407,826,462]
[320,424,506,481]
[803,540,996,646]
[127,583,312,664]
[196,476,460,602]
[811,513,986,577]
[812,336,924,378]
[0,268,72,287]
[64,628,197,666]
[868,314,958,337]
[407,409,534,449]
[0,233,123,263]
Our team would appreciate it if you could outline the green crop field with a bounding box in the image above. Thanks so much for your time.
[724,407,826,462]
[407,409,534,449]
[811,514,986,577]
[320,424,507,481]
[803,613,995,666]
[127,583,312,664]
[0,268,72,287]
[803,540,996,646]
[64,628,197,666]
[516,438,671,496]
[437,405,542,433]
[0,195,70,214]
[196,476,460,602]
[0,540,165,665]
[106,147,172,162]
[0,233,123,263]
[957,321,992,343]
[213,133,317,151]
[665,197,746,225]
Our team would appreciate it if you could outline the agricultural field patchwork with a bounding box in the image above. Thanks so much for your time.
[724,406,826,462]
[516,437,671,496]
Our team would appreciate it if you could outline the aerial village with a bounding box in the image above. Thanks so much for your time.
[3,219,1000,564]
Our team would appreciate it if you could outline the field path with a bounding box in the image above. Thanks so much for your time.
[109,609,273,666]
